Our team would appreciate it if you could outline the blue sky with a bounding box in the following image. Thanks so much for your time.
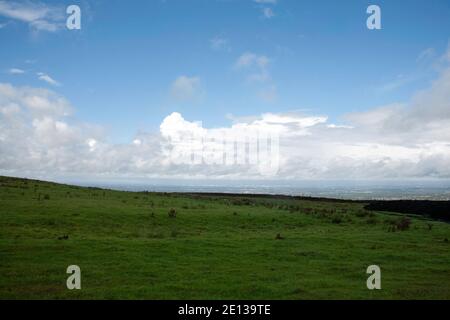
[1,0,449,142]
[1,0,450,181]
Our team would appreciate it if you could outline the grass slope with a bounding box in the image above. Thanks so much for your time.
[0,175,449,299]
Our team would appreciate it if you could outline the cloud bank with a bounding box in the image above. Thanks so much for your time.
[1,59,450,180]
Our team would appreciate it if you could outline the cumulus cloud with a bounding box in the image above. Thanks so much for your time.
[0,0,65,32]
[170,75,203,102]
[0,84,95,176]
[0,83,71,116]
[1,51,450,180]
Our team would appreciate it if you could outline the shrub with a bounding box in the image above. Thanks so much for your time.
[232,198,253,206]
[265,203,274,209]
[366,217,377,225]
[395,217,411,231]
[43,194,50,200]
[168,208,177,218]
[331,215,343,224]
[356,210,368,217]
[385,216,411,232]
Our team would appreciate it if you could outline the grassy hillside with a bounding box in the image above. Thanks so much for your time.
[0,175,449,299]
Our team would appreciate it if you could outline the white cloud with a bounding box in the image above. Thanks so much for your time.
[37,72,60,86]
[8,68,25,75]
[0,83,71,117]
[259,85,277,102]
[417,48,435,62]
[170,75,203,102]
[253,0,277,4]
[0,0,64,32]
[376,74,416,93]
[210,36,230,51]
[30,19,59,32]
[235,52,271,83]
[1,50,450,180]
[262,7,275,19]
[253,0,277,19]
[235,52,269,68]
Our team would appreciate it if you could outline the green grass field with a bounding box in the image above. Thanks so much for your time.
[1,175,449,299]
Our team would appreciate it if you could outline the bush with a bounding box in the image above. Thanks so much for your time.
[396,217,411,231]
[168,208,177,218]
[43,194,50,200]
[232,198,253,206]
[356,210,369,217]
[331,215,343,224]
[386,216,411,232]
[366,217,377,225]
